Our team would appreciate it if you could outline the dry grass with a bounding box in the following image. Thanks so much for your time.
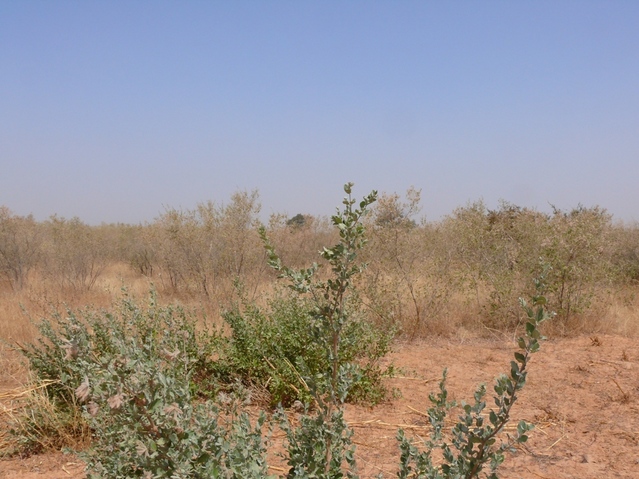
[0,378,91,457]
[602,286,639,337]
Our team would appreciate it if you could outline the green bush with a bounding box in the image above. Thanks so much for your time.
[539,205,614,327]
[441,200,614,331]
[19,290,222,418]
[76,328,270,478]
[221,292,324,406]
[18,291,271,476]
[262,182,378,478]
[221,290,394,406]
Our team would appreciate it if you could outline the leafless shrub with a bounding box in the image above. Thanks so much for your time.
[0,207,42,291]
[41,216,111,291]
[363,189,454,338]
[151,190,265,299]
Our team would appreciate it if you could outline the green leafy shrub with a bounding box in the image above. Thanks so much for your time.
[539,205,614,328]
[261,183,379,478]
[441,200,614,332]
[17,290,222,427]
[221,292,324,406]
[17,291,271,476]
[75,327,270,478]
[221,290,394,406]
[214,183,394,410]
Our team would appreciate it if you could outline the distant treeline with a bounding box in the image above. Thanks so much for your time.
[1,189,638,336]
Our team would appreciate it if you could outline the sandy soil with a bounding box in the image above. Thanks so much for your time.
[2,334,638,478]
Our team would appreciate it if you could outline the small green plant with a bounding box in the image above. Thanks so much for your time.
[261,182,378,478]
[395,276,552,478]
[277,405,357,479]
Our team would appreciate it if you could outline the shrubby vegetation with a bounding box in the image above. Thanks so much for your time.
[149,190,265,298]
[441,200,617,332]
[0,206,42,291]
[41,216,114,292]
[1,186,634,336]
[4,184,559,479]
[363,189,454,338]
[221,290,394,406]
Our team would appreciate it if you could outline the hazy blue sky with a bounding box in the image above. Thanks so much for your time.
[1,1,638,224]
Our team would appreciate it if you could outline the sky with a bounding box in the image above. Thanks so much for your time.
[1,1,638,225]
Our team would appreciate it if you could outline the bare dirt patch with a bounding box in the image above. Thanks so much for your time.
[0,452,84,479]
[2,334,638,478]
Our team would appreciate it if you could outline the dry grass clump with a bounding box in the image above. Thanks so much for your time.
[0,379,91,457]
[600,286,639,337]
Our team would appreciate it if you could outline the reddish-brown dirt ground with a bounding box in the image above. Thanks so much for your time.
[2,334,638,478]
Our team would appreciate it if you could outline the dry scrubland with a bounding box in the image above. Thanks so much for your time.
[2,190,638,346]
[1,188,639,478]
